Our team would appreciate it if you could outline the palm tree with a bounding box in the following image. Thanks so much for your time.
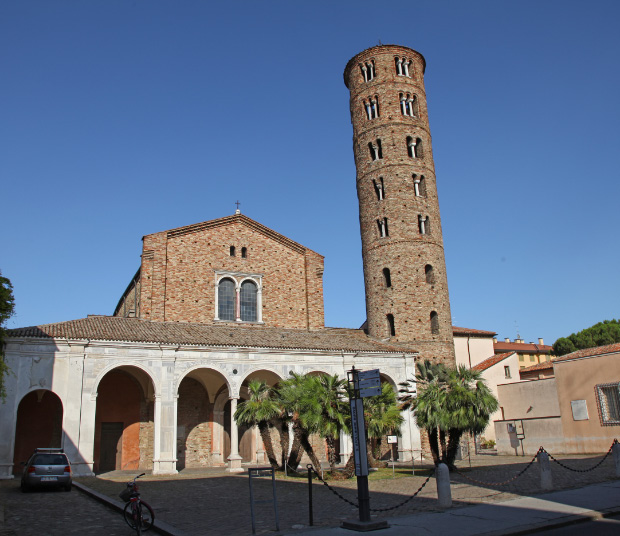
[302,374,349,472]
[443,366,498,468]
[399,360,498,469]
[364,382,404,466]
[399,359,449,465]
[234,380,281,469]
[276,373,322,471]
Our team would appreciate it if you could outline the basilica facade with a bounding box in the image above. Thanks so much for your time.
[0,44,455,477]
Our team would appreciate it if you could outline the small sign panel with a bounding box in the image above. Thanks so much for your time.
[515,420,525,439]
[359,386,382,398]
[358,369,380,380]
[349,398,369,476]
[387,435,398,444]
[358,377,381,389]
[571,399,589,421]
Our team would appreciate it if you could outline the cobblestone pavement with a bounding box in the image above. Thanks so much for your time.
[0,483,132,536]
[1,451,617,536]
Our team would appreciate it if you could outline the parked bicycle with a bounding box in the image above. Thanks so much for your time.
[119,473,155,535]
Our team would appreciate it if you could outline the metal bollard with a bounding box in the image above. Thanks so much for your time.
[613,442,620,478]
[436,463,452,508]
[307,464,314,526]
[538,450,553,490]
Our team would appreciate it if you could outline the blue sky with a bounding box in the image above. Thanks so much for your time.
[2,1,619,346]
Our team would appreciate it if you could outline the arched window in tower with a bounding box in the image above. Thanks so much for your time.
[360,60,375,82]
[241,247,247,258]
[368,139,383,161]
[373,177,385,200]
[240,280,257,322]
[218,278,236,321]
[425,264,435,284]
[383,268,392,288]
[377,217,389,238]
[395,57,411,77]
[413,175,426,197]
[407,137,423,158]
[364,96,379,120]
[230,246,236,256]
[399,93,417,117]
[418,215,430,235]
[387,314,396,337]
[430,311,439,335]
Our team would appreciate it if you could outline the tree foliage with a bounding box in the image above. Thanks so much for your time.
[399,360,498,469]
[235,371,404,477]
[553,319,620,356]
[0,271,15,400]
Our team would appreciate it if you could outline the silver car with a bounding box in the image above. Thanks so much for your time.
[20,448,72,492]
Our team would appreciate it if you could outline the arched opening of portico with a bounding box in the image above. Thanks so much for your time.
[234,369,284,465]
[370,372,401,461]
[13,390,63,473]
[304,370,341,465]
[176,367,228,470]
[94,366,154,473]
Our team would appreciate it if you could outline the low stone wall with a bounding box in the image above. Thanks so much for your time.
[495,416,564,455]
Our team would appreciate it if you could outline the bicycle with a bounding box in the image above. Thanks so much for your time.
[119,473,155,535]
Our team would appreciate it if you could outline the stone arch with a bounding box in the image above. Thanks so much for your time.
[94,365,155,473]
[175,367,230,469]
[239,367,282,388]
[238,369,285,465]
[92,361,158,400]
[175,365,231,398]
[12,389,63,473]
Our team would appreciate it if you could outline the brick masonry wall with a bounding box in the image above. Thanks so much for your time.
[177,377,212,468]
[344,45,455,365]
[138,215,325,330]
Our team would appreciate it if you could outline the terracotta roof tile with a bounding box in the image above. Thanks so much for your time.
[6,316,414,354]
[553,342,620,363]
[472,352,516,372]
[452,326,497,337]
[519,359,555,372]
[493,342,553,353]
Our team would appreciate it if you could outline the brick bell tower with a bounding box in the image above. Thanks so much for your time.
[344,45,455,365]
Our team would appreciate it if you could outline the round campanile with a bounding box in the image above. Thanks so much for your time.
[344,45,455,365]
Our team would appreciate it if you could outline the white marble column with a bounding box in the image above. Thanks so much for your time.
[227,396,243,472]
[153,393,179,475]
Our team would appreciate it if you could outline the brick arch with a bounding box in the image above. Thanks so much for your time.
[94,366,155,473]
[12,389,63,473]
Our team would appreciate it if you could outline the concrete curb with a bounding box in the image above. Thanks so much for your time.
[73,481,188,536]
[477,506,620,536]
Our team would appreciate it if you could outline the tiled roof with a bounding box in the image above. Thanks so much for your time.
[494,342,553,354]
[472,352,516,372]
[6,316,414,354]
[553,342,620,363]
[520,359,555,372]
[453,326,497,337]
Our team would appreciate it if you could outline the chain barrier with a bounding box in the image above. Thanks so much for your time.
[454,447,542,487]
[542,438,618,473]
[309,467,435,512]
[307,439,618,512]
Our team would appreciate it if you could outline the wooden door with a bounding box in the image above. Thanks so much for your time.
[100,422,123,472]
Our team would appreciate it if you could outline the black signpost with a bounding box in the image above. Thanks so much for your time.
[341,367,389,532]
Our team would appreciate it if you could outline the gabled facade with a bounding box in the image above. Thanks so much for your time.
[115,213,325,331]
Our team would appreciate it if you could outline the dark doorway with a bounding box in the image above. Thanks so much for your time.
[99,422,123,473]
[13,390,63,474]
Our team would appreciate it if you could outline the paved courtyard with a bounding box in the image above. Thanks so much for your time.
[1,451,617,536]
